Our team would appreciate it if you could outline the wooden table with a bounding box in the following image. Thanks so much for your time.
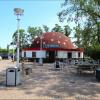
[76,64,99,74]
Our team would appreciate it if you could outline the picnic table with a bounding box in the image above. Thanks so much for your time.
[77,64,99,74]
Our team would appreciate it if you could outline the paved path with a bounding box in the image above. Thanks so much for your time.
[0,60,100,99]
[0,60,16,72]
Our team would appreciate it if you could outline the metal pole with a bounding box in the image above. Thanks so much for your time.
[40,34,42,50]
[14,8,24,68]
[16,15,20,68]
[40,33,43,65]
[12,40,14,61]
[13,45,14,61]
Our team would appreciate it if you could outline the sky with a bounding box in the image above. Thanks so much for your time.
[0,0,74,49]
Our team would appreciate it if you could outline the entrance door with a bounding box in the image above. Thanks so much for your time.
[68,52,72,58]
[46,51,55,63]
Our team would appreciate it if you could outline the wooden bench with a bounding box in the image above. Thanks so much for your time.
[21,62,33,75]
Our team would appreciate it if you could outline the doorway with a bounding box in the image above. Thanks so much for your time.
[68,52,72,58]
[46,51,55,63]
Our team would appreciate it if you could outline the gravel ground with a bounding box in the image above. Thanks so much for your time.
[0,60,100,100]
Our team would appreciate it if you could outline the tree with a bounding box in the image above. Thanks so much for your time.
[73,24,82,47]
[86,44,100,60]
[58,0,100,44]
[37,27,43,35]
[27,26,43,45]
[27,26,39,43]
[64,25,71,36]
[12,29,28,48]
[51,24,63,33]
[43,25,49,32]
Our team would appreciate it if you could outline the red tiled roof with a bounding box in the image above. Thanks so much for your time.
[33,32,75,49]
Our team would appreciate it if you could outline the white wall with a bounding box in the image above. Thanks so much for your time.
[55,51,83,59]
[22,50,46,58]
[57,51,67,58]
[36,50,46,58]
[72,51,78,58]
[22,51,24,57]
[80,52,83,58]
[26,51,32,58]
[22,50,83,59]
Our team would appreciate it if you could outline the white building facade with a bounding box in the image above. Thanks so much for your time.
[22,32,84,63]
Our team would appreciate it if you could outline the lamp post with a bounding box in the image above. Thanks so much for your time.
[14,8,24,68]
[12,39,15,62]
[39,32,43,65]
[40,32,42,50]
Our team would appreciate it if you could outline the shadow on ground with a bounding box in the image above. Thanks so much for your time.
[0,63,100,99]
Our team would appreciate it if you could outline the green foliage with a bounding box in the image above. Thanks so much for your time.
[51,24,63,33]
[85,45,100,60]
[11,24,72,49]
[43,25,49,32]
[73,24,82,47]
[64,25,71,36]
[51,24,71,36]
[58,0,100,45]
[9,49,15,55]
[27,26,43,43]
[0,48,8,53]
[12,29,28,48]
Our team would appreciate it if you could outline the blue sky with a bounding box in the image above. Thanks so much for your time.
[0,0,72,48]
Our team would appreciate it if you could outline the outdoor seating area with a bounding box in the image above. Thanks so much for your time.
[0,0,100,99]
[77,64,95,74]
[0,60,100,99]
[64,59,100,75]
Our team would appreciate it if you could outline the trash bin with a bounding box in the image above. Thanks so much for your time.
[6,67,21,86]
[15,68,21,85]
[96,68,100,81]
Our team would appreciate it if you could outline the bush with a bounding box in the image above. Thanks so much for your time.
[85,45,100,60]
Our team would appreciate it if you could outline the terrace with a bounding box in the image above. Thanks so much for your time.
[0,60,100,99]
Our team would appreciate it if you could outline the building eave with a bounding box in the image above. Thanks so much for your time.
[22,47,84,52]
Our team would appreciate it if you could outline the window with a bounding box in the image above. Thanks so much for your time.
[24,52,26,57]
[78,52,80,57]
[46,51,49,58]
[68,52,72,58]
[32,52,36,58]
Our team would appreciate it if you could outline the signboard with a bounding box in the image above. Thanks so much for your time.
[43,44,60,48]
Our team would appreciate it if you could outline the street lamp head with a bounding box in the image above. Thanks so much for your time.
[14,8,24,16]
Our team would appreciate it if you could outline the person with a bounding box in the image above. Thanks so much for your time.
[54,59,60,69]
[68,58,71,65]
